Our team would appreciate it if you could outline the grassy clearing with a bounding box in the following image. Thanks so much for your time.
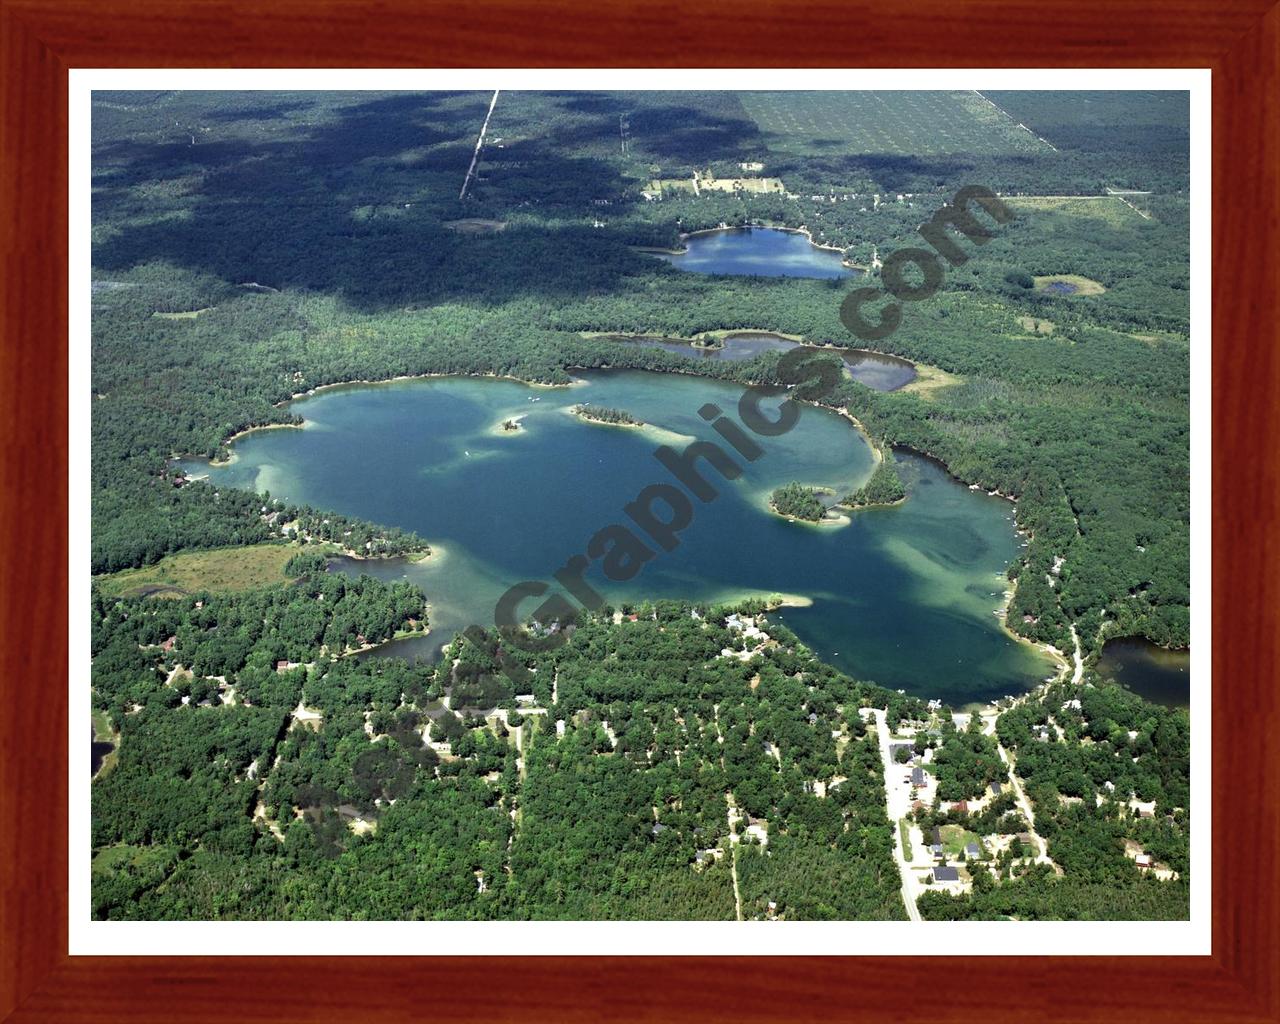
[92,708,120,777]
[1034,274,1107,297]
[899,362,963,400]
[91,843,175,875]
[899,819,914,862]
[152,307,215,320]
[1006,195,1144,229]
[698,328,805,342]
[1016,315,1056,335]
[95,542,299,598]
[92,708,114,741]
[443,218,507,234]
[940,824,981,857]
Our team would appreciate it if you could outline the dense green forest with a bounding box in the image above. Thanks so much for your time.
[92,580,906,920]
[91,89,1192,920]
[843,450,907,508]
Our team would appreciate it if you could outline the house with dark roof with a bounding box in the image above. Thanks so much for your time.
[932,866,959,883]
[965,841,981,859]
[989,781,1003,796]
[911,767,926,786]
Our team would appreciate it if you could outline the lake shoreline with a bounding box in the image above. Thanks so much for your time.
[193,365,1058,696]
[839,494,908,512]
[766,485,851,529]
[674,222,864,267]
[211,421,304,464]
[582,329,920,392]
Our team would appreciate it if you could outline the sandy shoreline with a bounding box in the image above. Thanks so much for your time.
[713,590,814,610]
[561,405,694,447]
[490,413,528,437]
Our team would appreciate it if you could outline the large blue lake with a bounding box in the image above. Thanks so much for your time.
[184,370,1054,706]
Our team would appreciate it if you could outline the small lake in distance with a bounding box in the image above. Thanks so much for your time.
[652,227,857,279]
[1095,638,1190,708]
[91,730,114,776]
[609,332,917,392]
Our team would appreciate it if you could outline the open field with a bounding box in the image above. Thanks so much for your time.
[1017,316,1056,335]
[92,709,120,777]
[1034,274,1107,297]
[91,843,175,877]
[740,91,1052,156]
[95,542,298,598]
[152,307,215,320]
[443,218,507,234]
[899,362,963,399]
[1006,195,1148,229]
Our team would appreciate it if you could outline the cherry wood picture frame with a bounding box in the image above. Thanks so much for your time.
[2,1,1276,1020]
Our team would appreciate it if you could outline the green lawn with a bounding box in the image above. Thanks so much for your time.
[940,824,981,857]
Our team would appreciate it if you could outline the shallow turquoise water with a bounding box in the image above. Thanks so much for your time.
[185,370,1052,704]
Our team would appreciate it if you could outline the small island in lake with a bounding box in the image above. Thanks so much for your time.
[572,404,644,427]
[842,452,907,509]
[769,482,834,522]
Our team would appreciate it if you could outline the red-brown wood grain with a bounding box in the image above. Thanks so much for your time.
[1,2,1275,1019]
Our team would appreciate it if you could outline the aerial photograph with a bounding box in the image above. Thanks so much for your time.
[89,88,1191,922]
